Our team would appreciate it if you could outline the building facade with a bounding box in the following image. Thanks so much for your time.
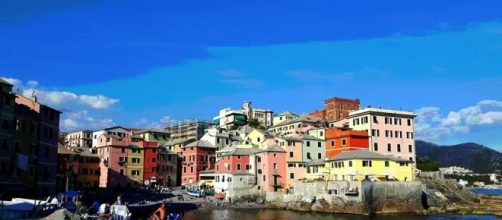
[165,120,209,142]
[65,130,93,148]
[326,150,414,181]
[348,108,416,162]
[180,140,217,185]
[272,111,298,126]
[241,101,273,128]
[325,127,369,158]
[309,97,360,122]
[254,146,287,192]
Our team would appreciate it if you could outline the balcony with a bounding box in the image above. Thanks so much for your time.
[271,179,282,187]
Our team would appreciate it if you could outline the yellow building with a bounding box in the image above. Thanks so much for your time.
[305,159,330,180]
[127,143,144,186]
[326,150,414,182]
[245,129,273,147]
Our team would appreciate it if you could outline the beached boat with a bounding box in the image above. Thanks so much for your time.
[214,193,226,200]
[0,197,58,219]
[186,190,201,197]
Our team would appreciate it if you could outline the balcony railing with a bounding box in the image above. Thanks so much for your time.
[271,179,282,187]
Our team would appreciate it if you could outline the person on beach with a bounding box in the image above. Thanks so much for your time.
[115,195,124,205]
[97,201,111,219]
[151,203,167,220]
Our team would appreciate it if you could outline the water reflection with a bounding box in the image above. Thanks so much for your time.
[182,208,500,220]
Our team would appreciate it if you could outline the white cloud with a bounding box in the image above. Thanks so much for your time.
[1,77,21,86]
[134,116,176,130]
[415,100,502,141]
[2,76,119,109]
[79,95,119,109]
[61,110,115,131]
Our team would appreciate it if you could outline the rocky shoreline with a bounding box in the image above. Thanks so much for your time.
[194,178,502,217]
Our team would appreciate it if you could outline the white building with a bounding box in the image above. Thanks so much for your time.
[65,130,93,148]
[91,126,130,148]
[349,108,416,162]
[268,115,326,135]
[439,166,473,175]
[241,101,273,128]
[212,108,248,129]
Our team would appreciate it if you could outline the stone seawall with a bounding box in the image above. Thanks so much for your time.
[264,181,424,215]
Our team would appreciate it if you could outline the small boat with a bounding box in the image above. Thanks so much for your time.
[214,193,226,200]
[186,190,201,198]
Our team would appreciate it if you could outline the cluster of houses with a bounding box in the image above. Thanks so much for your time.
[57,97,417,200]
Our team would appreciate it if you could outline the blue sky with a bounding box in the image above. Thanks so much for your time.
[1,1,502,149]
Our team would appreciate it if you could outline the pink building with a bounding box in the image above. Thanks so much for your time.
[180,140,217,185]
[280,137,306,188]
[255,146,287,192]
[97,134,130,189]
[349,108,416,162]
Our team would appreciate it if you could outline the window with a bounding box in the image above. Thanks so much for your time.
[273,163,277,169]
[306,141,310,147]
[397,144,401,152]
[263,175,266,181]
[289,152,294,158]
[320,131,323,136]
[385,161,389,167]
[288,163,295,167]
[257,137,261,142]
[184,167,186,173]
[342,139,347,146]
[373,143,378,151]
[407,119,412,126]
[120,169,124,176]
[121,148,125,153]
[191,167,193,173]
[237,164,241,170]
[408,145,413,153]
[290,173,295,179]
[348,161,352,167]
[331,140,335,148]
[362,160,372,167]
[318,142,321,147]
[387,144,391,152]
[318,153,321,159]
[217,138,220,143]
[373,116,378,123]
[307,153,311,160]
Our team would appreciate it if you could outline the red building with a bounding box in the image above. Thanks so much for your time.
[180,140,216,185]
[141,140,159,186]
[215,149,254,174]
[325,127,369,158]
[157,149,179,187]
[309,97,360,121]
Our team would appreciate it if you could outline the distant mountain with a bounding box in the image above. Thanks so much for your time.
[416,140,502,174]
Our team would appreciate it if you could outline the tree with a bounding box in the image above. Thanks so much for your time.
[417,158,440,171]
[248,118,261,128]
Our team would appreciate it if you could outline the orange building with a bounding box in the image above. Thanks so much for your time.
[309,97,360,121]
[325,127,369,158]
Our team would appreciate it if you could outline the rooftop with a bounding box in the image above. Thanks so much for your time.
[183,140,216,148]
[349,108,415,118]
[272,114,326,128]
[328,150,412,163]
